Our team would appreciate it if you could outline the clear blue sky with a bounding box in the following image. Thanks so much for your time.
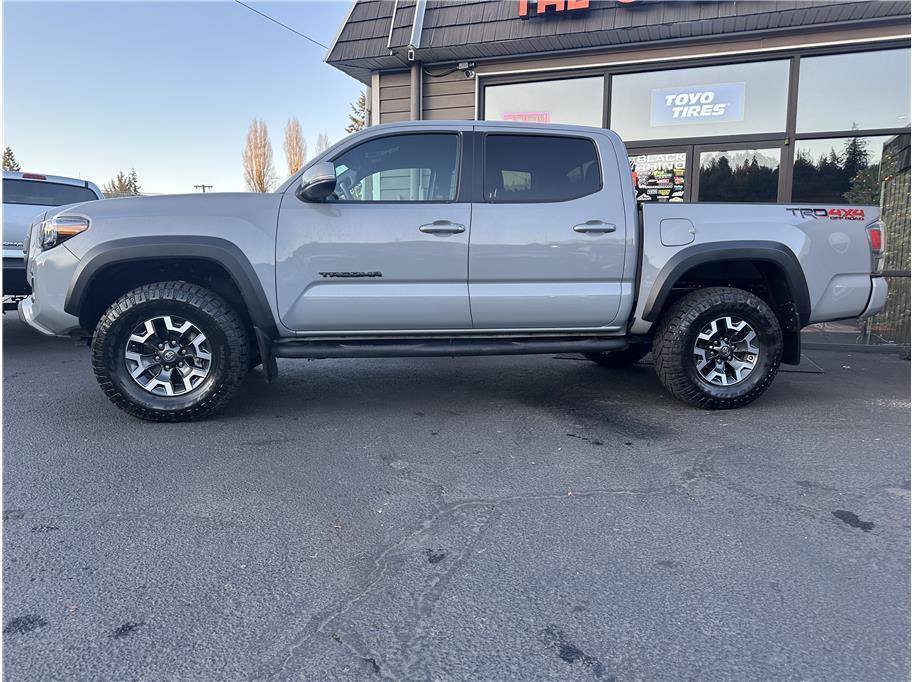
[3,0,364,193]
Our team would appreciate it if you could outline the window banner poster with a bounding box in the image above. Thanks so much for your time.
[629,153,687,202]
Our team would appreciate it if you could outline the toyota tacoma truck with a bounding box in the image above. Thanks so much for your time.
[18,121,888,421]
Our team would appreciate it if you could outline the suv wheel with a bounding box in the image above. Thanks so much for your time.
[652,286,782,409]
[583,344,650,368]
[92,281,250,421]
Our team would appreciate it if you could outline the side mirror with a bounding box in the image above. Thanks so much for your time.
[296,162,336,202]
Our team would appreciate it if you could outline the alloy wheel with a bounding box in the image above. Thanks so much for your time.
[692,315,760,386]
[123,315,212,396]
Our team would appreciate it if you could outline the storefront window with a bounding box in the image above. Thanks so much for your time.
[698,149,780,202]
[792,136,892,204]
[484,77,604,127]
[796,49,911,133]
[610,60,789,141]
[628,152,687,202]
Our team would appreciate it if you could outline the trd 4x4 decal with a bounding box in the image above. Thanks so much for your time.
[787,207,866,221]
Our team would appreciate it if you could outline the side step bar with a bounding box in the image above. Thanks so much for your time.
[270,336,629,360]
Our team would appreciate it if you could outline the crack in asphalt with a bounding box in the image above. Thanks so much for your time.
[246,442,900,678]
[258,482,679,679]
[6,441,898,679]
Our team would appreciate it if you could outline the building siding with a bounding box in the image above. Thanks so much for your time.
[371,22,908,124]
[423,70,476,120]
[379,71,412,123]
[327,0,911,82]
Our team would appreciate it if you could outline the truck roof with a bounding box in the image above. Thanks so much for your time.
[369,119,617,136]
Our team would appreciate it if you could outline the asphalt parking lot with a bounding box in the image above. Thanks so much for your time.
[3,316,910,680]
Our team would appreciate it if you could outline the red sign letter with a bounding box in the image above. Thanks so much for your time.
[537,0,565,13]
[566,0,590,9]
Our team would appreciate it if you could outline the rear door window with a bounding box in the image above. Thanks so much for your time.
[483,134,601,203]
[3,179,98,206]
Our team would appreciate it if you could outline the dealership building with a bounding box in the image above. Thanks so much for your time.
[326,0,911,346]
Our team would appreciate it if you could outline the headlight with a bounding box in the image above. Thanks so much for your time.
[40,216,90,250]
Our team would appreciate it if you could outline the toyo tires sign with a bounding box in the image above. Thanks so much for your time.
[651,83,746,126]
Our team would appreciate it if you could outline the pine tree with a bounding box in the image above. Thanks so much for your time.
[2,146,20,171]
[127,168,141,195]
[345,91,368,134]
[104,171,133,196]
[842,135,870,182]
[844,164,882,205]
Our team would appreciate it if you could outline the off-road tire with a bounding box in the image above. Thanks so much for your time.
[652,286,782,409]
[583,345,651,368]
[92,281,250,421]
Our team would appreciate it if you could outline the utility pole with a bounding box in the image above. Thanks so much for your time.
[194,183,213,193]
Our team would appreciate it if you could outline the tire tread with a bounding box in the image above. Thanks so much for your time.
[652,286,781,409]
[91,281,249,422]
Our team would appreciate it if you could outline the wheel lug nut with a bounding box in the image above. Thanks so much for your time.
[158,344,164,349]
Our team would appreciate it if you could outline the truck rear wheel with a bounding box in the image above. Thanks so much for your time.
[583,344,650,368]
[652,286,782,409]
[91,281,250,421]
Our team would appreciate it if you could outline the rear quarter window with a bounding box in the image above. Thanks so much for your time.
[483,134,601,203]
[3,179,99,206]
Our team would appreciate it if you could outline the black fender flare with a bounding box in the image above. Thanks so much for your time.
[641,240,811,326]
[64,236,278,334]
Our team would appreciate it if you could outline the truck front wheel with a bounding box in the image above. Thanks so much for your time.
[91,281,250,421]
[652,286,782,409]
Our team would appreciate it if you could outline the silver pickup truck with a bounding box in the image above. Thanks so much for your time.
[3,171,103,301]
[19,121,887,421]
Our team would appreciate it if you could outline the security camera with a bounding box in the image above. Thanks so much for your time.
[406,48,416,61]
[463,68,475,79]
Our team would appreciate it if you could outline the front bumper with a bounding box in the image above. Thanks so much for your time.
[860,276,888,319]
[16,245,82,337]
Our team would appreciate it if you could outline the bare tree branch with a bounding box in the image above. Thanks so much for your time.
[315,132,331,156]
[243,119,278,192]
[283,118,306,176]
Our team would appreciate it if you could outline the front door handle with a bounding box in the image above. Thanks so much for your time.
[573,220,617,234]
[419,220,466,235]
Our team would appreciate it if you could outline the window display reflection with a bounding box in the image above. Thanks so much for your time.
[698,149,780,202]
[792,136,892,204]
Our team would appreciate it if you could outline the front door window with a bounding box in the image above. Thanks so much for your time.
[330,133,459,202]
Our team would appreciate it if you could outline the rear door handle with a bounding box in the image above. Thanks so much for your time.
[573,220,617,234]
[419,220,466,235]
